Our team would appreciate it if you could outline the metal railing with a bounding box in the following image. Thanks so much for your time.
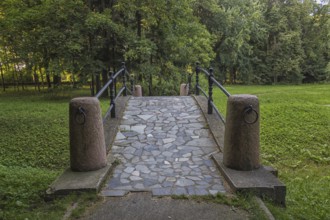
[95,62,133,120]
[195,62,231,123]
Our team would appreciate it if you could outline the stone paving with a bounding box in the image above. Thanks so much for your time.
[101,96,226,197]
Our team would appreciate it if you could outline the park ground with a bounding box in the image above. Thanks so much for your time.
[0,84,329,219]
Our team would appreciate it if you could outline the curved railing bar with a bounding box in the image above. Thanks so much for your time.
[115,87,126,101]
[113,68,125,81]
[94,62,133,119]
[126,87,132,95]
[95,68,125,99]
[210,76,231,97]
[103,105,114,123]
[198,67,210,77]
[197,85,208,98]
[210,101,226,124]
[95,78,113,99]
[195,62,230,123]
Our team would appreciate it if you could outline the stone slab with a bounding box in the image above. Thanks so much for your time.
[211,152,286,206]
[47,156,115,195]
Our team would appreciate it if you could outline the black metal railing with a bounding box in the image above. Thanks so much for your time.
[195,62,230,123]
[95,62,133,120]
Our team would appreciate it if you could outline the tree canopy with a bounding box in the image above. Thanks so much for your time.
[0,0,329,93]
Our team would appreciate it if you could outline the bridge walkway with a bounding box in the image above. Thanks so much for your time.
[100,96,226,197]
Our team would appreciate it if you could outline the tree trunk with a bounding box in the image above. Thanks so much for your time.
[273,72,277,85]
[53,74,61,87]
[102,69,108,97]
[12,70,17,91]
[20,71,24,90]
[149,73,152,96]
[45,68,51,88]
[0,64,5,91]
[91,74,95,96]
[15,63,24,90]
[33,66,40,92]
[111,34,116,72]
[96,73,101,94]
[136,10,142,38]
[39,66,45,89]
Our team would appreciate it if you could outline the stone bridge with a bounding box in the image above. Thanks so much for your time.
[47,63,286,207]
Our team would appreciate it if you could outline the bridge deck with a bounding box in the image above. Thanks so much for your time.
[101,96,226,196]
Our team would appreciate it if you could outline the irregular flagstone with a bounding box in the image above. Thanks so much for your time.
[115,132,126,140]
[100,97,226,197]
[186,138,216,147]
[137,115,154,121]
[130,125,147,134]
[175,178,195,187]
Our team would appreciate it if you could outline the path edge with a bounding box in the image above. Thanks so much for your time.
[192,95,225,152]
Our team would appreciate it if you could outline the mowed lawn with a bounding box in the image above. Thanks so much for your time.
[213,84,330,220]
[0,88,94,219]
[0,84,329,219]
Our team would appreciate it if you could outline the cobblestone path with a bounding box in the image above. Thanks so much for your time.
[101,96,225,196]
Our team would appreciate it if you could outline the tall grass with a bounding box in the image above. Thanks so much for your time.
[213,84,330,219]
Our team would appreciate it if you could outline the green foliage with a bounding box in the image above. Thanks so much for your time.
[1,0,329,91]
[214,84,330,219]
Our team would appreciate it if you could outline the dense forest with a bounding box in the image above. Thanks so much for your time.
[0,0,329,94]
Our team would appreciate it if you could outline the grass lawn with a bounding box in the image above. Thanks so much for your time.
[213,84,330,220]
[0,84,329,219]
[0,87,97,219]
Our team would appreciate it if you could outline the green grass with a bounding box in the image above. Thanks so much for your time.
[172,193,268,220]
[0,87,101,219]
[213,84,330,220]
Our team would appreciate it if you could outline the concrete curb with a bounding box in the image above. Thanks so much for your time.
[211,152,286,206]
[46,155,115,195]
[254,196,276,220]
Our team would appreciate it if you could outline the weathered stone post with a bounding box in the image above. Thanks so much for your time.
[180,84,189,96]
[134,85,142,97]
[69,97,107,172]
[223,95,260,171]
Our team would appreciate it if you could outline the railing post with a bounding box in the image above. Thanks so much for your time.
[130,74,134,95]
[114,75,117,97]
[108,71,112,101]
[208,67,214,114]
[95,73,101,94]
[110,71,116,118]
[195,62,200,95]
[122,62,127,96]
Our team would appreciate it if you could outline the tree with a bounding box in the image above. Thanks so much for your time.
[194,0,267,83]
[301,1,330,82]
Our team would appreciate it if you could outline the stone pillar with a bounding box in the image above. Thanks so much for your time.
[180,84,189,96]
[223,95,260,171]
[69,97,107,171]
[134,85,142,97]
